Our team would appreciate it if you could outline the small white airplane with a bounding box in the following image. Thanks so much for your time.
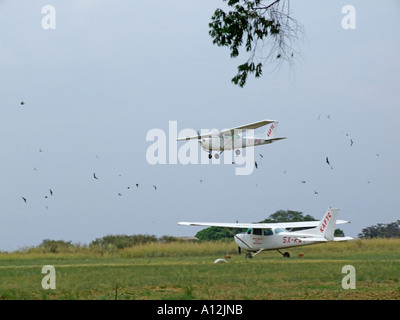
[178,207,353,258]
[177,119,286,159]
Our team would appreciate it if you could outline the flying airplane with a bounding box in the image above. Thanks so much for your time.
[177,119,286,159]
[178,207,353,258]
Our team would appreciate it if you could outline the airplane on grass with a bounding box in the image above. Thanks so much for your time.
[178,207,353,259]
[177,119,286,159]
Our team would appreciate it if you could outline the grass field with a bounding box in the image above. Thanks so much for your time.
[0,239,399,300]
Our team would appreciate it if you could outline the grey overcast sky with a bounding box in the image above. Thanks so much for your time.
[1,1,399,251]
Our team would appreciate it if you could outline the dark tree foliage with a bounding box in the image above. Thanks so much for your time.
[39,239,73,253]
[90,234,158,249]
[195,227,245,241]
[209,0,302,87]
[258,210,315,223]
[358,220,400,239]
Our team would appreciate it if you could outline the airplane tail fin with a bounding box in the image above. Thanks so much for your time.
[260,122,286,142]
[262,122,279,139]
[316,207,339,241]
[305,207,339,241]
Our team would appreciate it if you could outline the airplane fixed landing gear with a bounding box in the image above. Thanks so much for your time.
[277,250,290,258]
[208,151,222,159]
[245,249,263,259]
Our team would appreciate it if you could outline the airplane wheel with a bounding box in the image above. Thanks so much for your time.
[214,153,220,159]
[283,252,290,258]
[235,149,241,156]
[208,153,212,159]
[245,252,252,259]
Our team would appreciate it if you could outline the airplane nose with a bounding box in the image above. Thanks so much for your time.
[234,233,243,246]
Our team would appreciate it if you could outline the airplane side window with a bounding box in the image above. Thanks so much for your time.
[253,229,262,236]
[264,228,273,236]
[274,228,289,234]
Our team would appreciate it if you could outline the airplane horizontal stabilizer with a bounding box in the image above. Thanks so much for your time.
[265,137,287,142]
[299,236,353,243]
[333,236,354,241]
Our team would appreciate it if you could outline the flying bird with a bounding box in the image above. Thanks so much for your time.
[153,185,157,191]
[300,180,306,184]
[22,197,27,203]
[93,173,99,179]
[350,139,354,147]
[136,184,139,187]
[49,189,53,196]
[255,161,258,169]
[326,157,333,169]
[20,101,25,105]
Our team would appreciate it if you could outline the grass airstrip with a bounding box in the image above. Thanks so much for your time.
[0,238,399,300]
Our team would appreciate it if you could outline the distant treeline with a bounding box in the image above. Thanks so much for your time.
[90,234,178,249]
[38,234,179,253]
[358,220,400,239]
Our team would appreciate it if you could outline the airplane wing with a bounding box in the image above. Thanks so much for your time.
[273,219,350,229]
[178,220,350,229]
[178,222,266,229]
[177,119,276,141]
[218,119,276,136]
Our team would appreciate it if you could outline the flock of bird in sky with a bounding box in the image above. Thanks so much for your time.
[18,100,159,208]
[18,100,357,208]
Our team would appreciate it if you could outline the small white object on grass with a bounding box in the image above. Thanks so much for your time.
[214,258,227,264]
